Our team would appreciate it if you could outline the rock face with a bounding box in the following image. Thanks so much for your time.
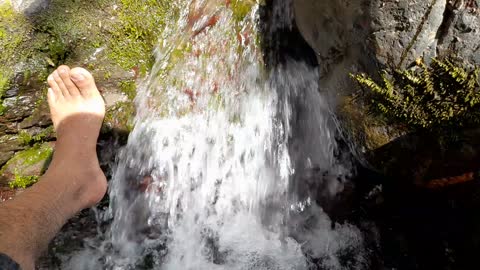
[0,142,53,187]
[294,0,479,73]
[0,1,142,194]
[293,0,375,90]
[293,0,480,151]
[371,0,479,68]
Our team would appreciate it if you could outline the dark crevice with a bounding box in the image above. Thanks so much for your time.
[436,0,456,45]
[259,0,318,69]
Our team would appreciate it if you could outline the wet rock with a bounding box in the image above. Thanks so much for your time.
[436,3,480,66]
[0,142,54,187]
[102,101,135,133]
[0,121,18,136]
[368,128,480,188]
[294,0,479,71]
[0,151,15,167]
[103,92,128,107]
[293,0,374,83]
[337,97,406,152]
[371,0,446,68]
[18,99,52,129]
[2,94,38,122]
[0,134,24,165]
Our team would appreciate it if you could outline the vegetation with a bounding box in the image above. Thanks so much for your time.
[10,143,53,167]
[9,173,40,189]
[0,73,8,115]
[108,0,177,75]
[119,80,137,100]
[103,101,136,133]
[230,0,256,22]
[352,58,480,132]
[17,126,54,146]
[2,143,53,188]
[0,3,31,114]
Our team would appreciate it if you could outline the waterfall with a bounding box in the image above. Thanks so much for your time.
[66,0,367,269]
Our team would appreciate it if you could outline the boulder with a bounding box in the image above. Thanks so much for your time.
[2,94,38,122]
[368,128,480,189]
[293,0,480,73]
[293,0,480,151]
[0,134,24,166]
[370,0,446,68]
[0,142,54,187]
[293,0,375,88]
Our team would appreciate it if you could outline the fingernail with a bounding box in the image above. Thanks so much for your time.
[71,73,85,81]
[59,68,67,74]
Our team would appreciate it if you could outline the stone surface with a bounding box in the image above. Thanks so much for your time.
[436,3,480,66]
[293,0,480,151]
[371,0,446,68]
[0,0,141,192]
[293,0,375,85]
[0,141,53,187]
[0,134,24,165]
[17,99,52,129]
[294,0,479,72]
[2,94,38,122]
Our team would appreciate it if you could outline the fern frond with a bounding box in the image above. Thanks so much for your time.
[351,57,480,131]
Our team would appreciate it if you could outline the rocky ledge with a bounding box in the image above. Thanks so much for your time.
[0,0,172,193]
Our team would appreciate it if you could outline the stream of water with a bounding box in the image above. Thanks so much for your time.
[65,0,367,269]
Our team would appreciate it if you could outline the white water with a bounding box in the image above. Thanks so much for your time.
[66,1,366,269]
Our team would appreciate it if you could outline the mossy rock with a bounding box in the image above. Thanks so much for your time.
[0,142,54,188]
[338,96,406,152]
[17,126,55,146]
[0,134,25,166]
[103,101,136,133]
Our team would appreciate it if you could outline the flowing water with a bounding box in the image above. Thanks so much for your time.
[65,0,367,269]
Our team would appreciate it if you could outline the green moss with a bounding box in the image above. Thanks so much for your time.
[0,72,8,115]
[0,3,30,62]
[13,143,54,167]
[108,0,178,75]
[119,80,137,100]
[0,3,32,111]
[32,0,108,66]
[103,101,136,133]
[230,0,255,22]
[0,71,9,97]
[17,126,54,146]
[1,143,53,189]
[9,173,40,189]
